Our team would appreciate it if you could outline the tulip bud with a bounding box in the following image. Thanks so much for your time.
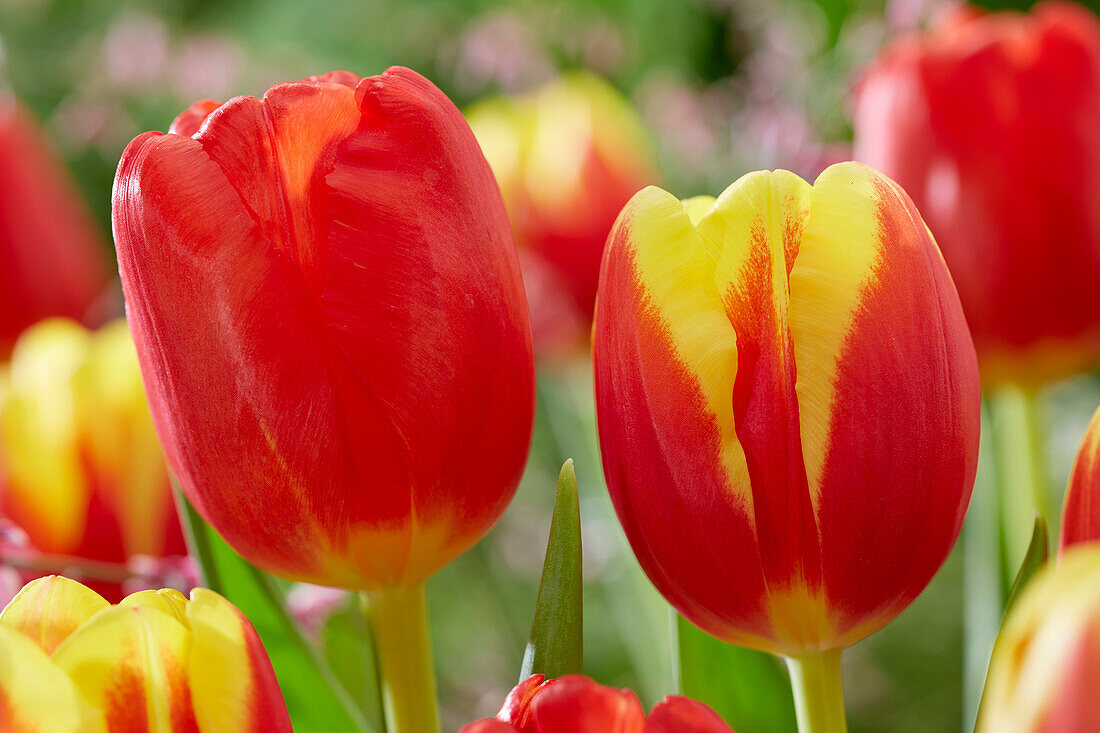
[467,72,659,346]
[0,319,185,596]
[0,575,291,732]
[593,162,980,654]
[459,674,733,732]
[112,68,535,590]
[0,100,109,353]
[853,2,1100,386]
[978,544,1100,732]
[1060,403,1100,550]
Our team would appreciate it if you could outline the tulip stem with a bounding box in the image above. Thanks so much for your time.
[785,649,848,733]
[363,583,439,733]
[988,383,1049,596]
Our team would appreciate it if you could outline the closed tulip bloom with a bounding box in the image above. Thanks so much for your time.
[979,545,1100,732]
[112,67,534,590]
[853,2,1100,385]
[0,319,185,594]
[1059,403,1100,550]
[0,100,108,352]
[594,162,980,657]
[0,575,291,732]
[467,73,659,335]
[459,674,733,732]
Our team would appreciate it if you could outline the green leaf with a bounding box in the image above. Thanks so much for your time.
[675,613,797,733]
[520,458,583,680]
[322,597,386,731]
[1002,512,1049,618]
[176,491,373,733]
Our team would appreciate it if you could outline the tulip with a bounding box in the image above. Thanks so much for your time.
[113,67,535,731]
[459,674,734,732]
[0,319,186,598]
[593,162,980,730]
[0,99,108,352]
[978,544,1100,732]
[1059,402,1100,550]
[853,1,1100,387]
[467,72,659,349]
[0,575,291,732]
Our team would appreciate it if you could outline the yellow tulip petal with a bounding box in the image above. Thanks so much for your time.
[119,588,189,623]
[0,576,109,654]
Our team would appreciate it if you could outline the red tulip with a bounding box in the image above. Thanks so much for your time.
[1060,402,1100,550]
[0,100,108,351]
[459,674,734,732]
[112,68,535,589]
[853,1,1100,386]
[593,163,979,655]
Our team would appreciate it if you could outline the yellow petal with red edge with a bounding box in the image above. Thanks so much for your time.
[0,576,109,654]
[0,624,105,732]
[51,604,197,731]
[1061,403,1100,550]
[186,588,292,733]
[119,588,189,623]
[0,320,91,552]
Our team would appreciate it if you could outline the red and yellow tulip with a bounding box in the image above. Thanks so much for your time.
[0,100,109,353]
[0,319,185,596]
[112,68,535,591]
[467,72,659,348]
[593,162,980,656]
[1060,403,1100,551]
[978,544,1100,732]
[0,575,290,732]
[853,1,1100,386]
[459,674,733,732]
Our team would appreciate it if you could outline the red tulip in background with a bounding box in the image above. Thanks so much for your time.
[112,67,535,591]
[460,674,734,733]
[1060,403,1100,550]
[0,99,108,352]
[854,1,1100,386]
[594,163,979,658]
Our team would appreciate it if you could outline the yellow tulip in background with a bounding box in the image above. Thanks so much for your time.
[0,575,291,731]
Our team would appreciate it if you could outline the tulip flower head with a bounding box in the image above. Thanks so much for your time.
[0,575,291,732]
[467,72,659,347]
[1060,402,1100,551]
[593,162,980,655]
[459,674,734,732]
[112,68,535,590]
[854,1,1100,386]
[0,319,185,592]
[979,544,1100,732]
[0,100,108,352]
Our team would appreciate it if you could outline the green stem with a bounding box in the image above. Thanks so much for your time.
[784,649,848,733]
[988,383,1049,596]
[363,584,439,733]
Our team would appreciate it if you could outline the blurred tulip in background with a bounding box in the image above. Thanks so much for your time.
[978,544,1100,732]
[0,100,109,354]
[0,575,291,732]
[467,72,659,353]
[460,674,733,732]
[854,1,1100,386]
[0,319,186,600]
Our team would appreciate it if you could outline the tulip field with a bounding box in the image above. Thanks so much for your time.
[4,0,1100,731]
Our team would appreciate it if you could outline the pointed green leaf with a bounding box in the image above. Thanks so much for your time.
[176,490,374,733]
[1003,512,1049,617]
[520,458,583,680]
[676,613,797,733]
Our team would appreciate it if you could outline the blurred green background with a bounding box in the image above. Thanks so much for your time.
[3,0,1098,730]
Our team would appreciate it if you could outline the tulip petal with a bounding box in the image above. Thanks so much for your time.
[0,624,105,732]
[0,576,109,654]
[522,675,646,733]
[647,696,734,732]
[1061,404,1100,550]
[791,163,979,643]
[52,604,198,732]
[186,588,291,733]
